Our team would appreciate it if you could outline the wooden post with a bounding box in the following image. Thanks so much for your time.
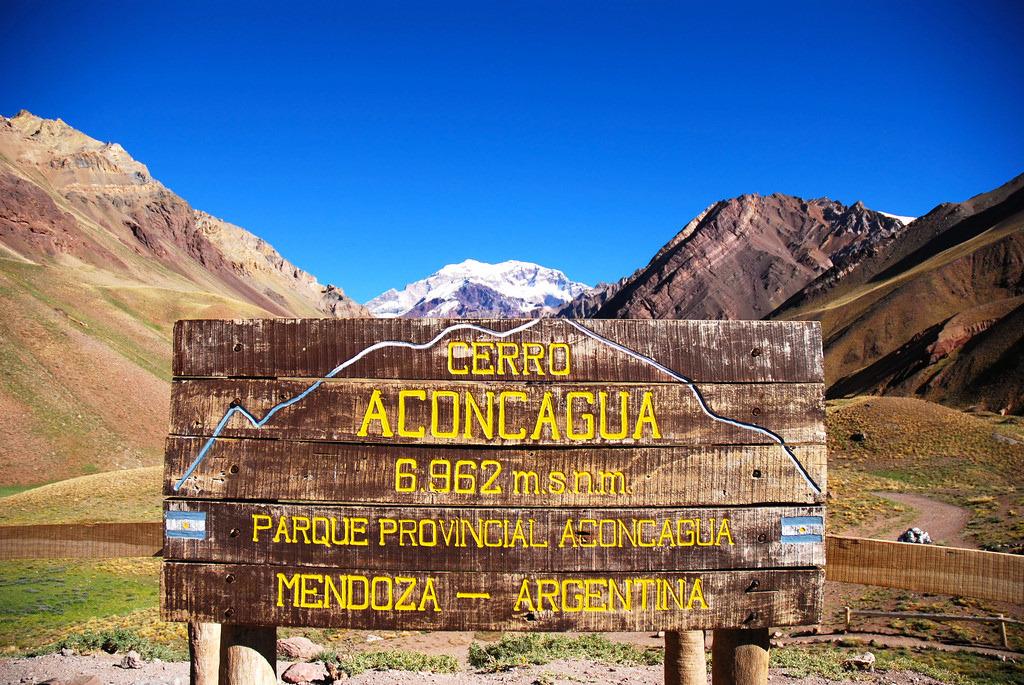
[188,622,221,685]
[712,628,769,685]
[219,624,276,685]
[844,606,851,632]
[999,615,1009,650]
[664,630,707,685]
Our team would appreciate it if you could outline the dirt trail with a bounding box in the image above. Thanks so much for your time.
[822,491,978,627]
[869,492,976,549]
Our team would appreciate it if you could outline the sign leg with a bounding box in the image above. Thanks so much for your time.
[711,628,769,685]
[665,630,707,685]
[188,621,221,685]
[219,624,276,685]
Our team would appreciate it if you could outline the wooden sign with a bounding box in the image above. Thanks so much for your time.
[162,318,826,631]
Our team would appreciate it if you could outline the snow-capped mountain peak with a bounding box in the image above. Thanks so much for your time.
[366,259,592,318]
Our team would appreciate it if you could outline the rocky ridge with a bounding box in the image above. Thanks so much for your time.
[0,110,367,318]
[561,176,1022,413]
[0,111,367,484]
[569,194,907,321]
[773,173,1024,413]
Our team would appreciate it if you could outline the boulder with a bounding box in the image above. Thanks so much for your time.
[118,650,144,669]
[281,661,329,684]
[897,527,933,544]
[843,652,876,672]
[277,636,324,660]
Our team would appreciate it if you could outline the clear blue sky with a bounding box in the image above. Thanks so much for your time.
[3,1,1022,302]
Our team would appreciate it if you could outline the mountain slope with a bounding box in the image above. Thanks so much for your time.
[772,173,1024,412]
[582,194,906,320]
[0,111,367,485]
[562,176,1022,413]
[366,259,591,318]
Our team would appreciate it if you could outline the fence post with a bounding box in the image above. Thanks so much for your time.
[664,630,707,685]
[219,624,276,685]
[844,606,851,632]
[188,621,221,685]
[999,615,1009,650]
[711,628,769,685]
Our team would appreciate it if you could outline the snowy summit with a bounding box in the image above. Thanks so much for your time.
[365,259,592,318]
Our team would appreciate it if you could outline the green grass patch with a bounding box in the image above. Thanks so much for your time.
[770,645,1024,685]
[323,649,459,676]
[42,627,185,661]
[770,645,848,680]
[468,633,662,672]
[870,468,924,484]
[0,484,42,498]
[0,559,159,652]
[877,647,1023,685]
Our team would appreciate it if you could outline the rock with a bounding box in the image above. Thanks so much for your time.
[365,634,383,643]
[656,630,665,638]
[281,661,329,684]
[277,636,324,660]
[325,661,344,681]
[898,527,933,544]
[118,650,144,669]
[59,646,75,657]
[843,652,876,672]
[993,432,1020,445]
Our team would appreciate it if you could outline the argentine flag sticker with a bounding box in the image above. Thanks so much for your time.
[780,515,824,544]
[165,511,207,540]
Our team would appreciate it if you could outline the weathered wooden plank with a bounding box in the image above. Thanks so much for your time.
[173,318,823,383]
[0,522,163,559]
[161,564,824,631]
[169,379,825,446]
[165,437,827,504]
[825,536,1024,605]
[162,502,825,570]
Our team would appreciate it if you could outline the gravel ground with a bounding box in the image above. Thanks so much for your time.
[0,653,950,685]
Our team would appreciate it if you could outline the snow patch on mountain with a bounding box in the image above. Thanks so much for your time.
[366,259,592,318]
[878,211,917,225]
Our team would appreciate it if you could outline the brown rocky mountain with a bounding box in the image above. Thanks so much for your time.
[556,279,624,319]
[0,110,366,318]
[772,173,1024,413]
[0,111,367,485]
[566,176,1022,413]
[576,194,906,320]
